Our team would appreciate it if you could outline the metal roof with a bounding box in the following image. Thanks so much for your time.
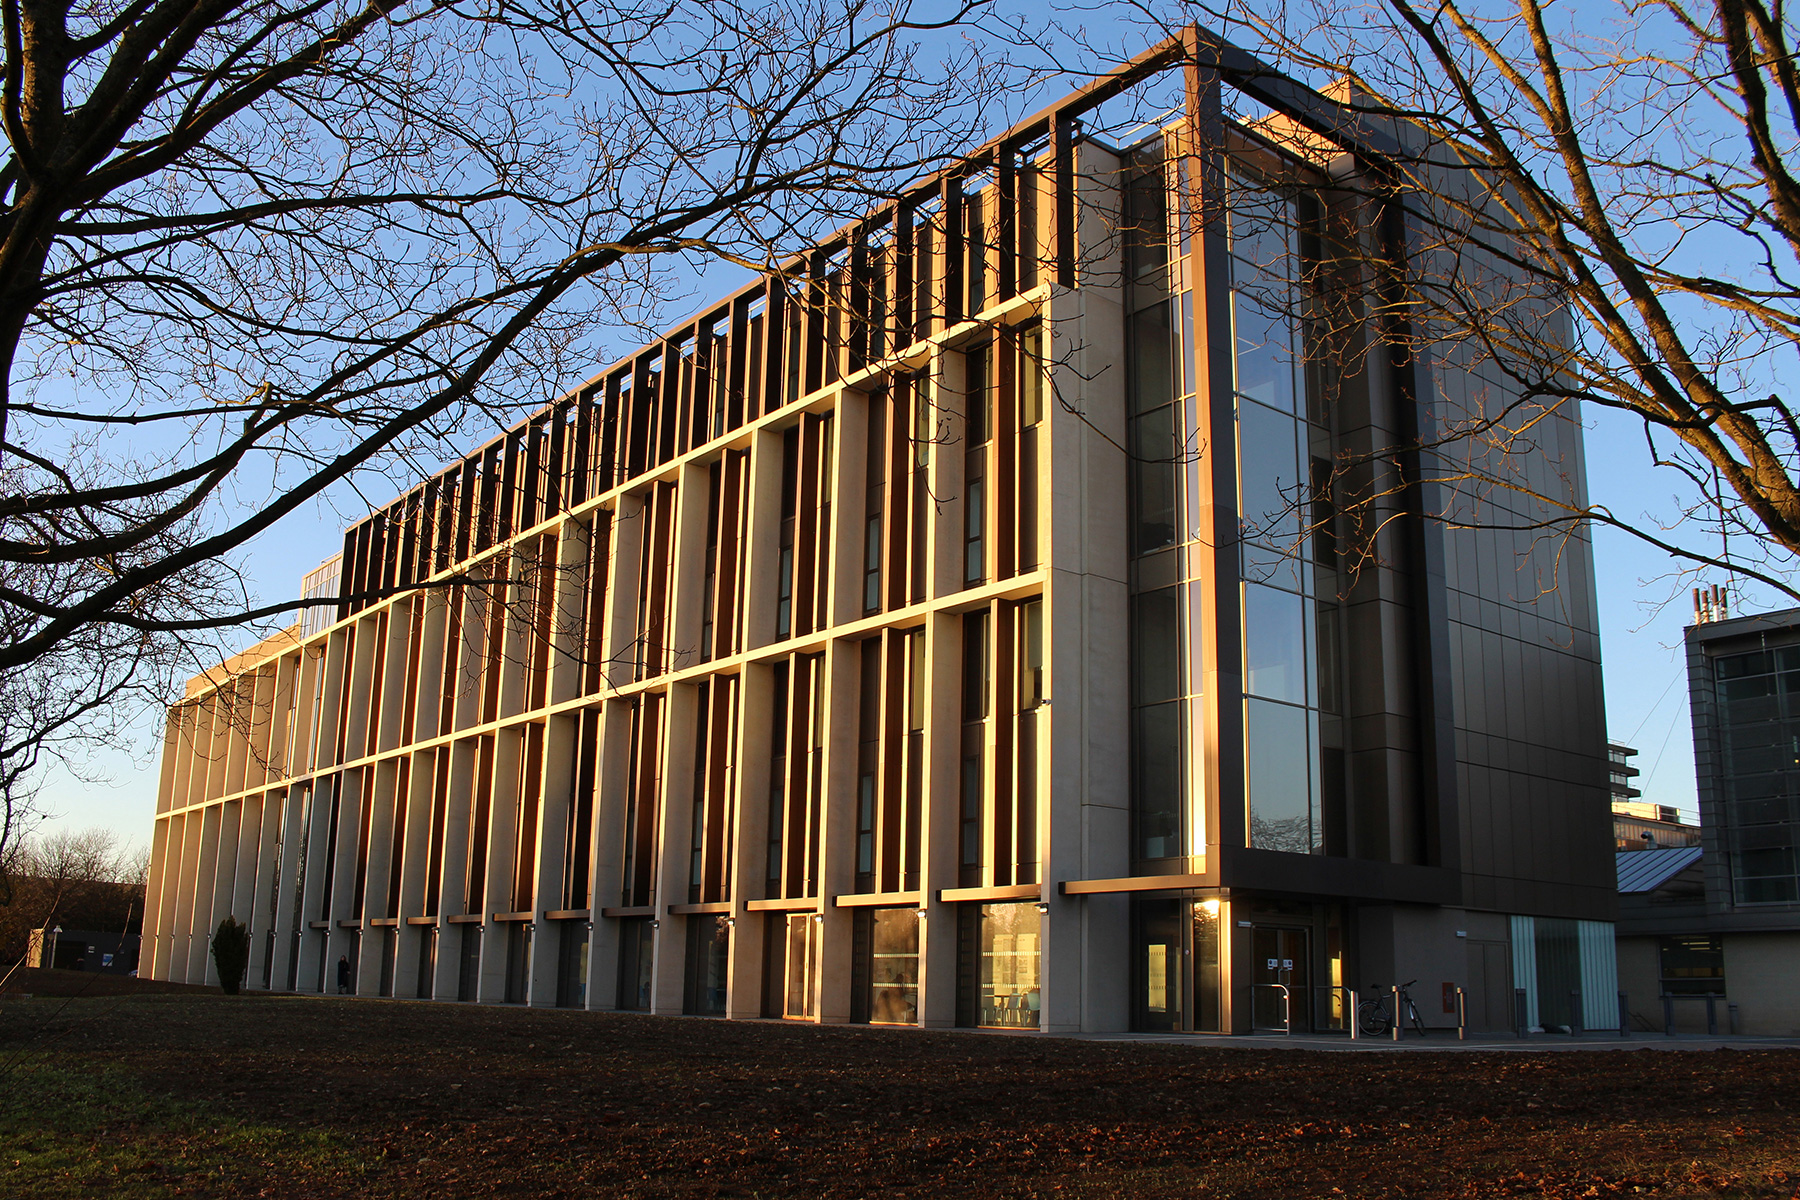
[1617,846,1704,893]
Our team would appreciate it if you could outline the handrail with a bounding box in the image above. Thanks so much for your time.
[1660,991,1727,1036]
[1251,983,1291,1035]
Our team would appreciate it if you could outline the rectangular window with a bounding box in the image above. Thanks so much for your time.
[864,515,882,613]
[977,902,1040,1028]
[869,908,920,1025]
[1659,936,1725,996]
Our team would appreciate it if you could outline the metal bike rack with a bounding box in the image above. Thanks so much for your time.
[1251,983,1291,1035]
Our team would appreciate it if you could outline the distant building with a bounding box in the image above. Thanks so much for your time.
[1607,741,1641,803]
[1615,604,1800,1036]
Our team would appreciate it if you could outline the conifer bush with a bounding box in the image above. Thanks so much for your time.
[211,916,251,995]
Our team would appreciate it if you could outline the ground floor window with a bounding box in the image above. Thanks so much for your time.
[958,902,1040,1028]
[616,917,653,1011]
[851,908,919,1024]
[1660,936,1725,996]
[557,923,589,1008]
[685,915,730,1015]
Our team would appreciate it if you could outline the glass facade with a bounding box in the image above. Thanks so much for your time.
[1229,165,1344,856]
[1125,142,1204,864]
[1713,647,1800,902]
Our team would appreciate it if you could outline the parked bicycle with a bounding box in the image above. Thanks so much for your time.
[1358,980,1427,1037]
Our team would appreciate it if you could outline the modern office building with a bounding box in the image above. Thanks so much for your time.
[1616,603,1800,1035]
[141,30,1617,1034]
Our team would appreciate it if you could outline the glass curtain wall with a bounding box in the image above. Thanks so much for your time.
[1125,140,1204,865]
[1229,161,1345,856]
[1713,647,1800,903]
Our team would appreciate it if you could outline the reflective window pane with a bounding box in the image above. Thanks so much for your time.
[1130,302,1174,415]
[1243,582,1307,705]
[1232,293,1297,413]
[870,909,920,1024]
[1237,400,1300,549]
[1132,405,1179,554]
[979,902,1041,1028]
[1132,586,1182,706]
[1134,700,1182,859]
[1245,697,1312,854]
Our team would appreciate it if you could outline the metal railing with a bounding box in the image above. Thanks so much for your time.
[1660,992,1734,1036]
[1251,983,1291,1034]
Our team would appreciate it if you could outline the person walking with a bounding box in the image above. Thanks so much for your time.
[336,954,351,995]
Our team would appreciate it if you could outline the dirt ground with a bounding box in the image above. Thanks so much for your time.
[1,978,1797,1199]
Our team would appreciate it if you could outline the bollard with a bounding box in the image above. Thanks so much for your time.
[1706,994,1718,1036]
[1570,988,1583,1036]
[1392,984,1401,1042]
[1618,990,1630,1038]
[1456,986,1466,1041]
[1729,1002,1740,1036]
[1663,993,1675,1036]
[1515,987,1529,1038]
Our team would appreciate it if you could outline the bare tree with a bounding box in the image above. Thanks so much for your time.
[1072,0,1800,607]
[0,0,1029,847]
[0,827,141,960]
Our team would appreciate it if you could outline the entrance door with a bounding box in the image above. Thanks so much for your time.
[783,913,816,1019]
[1466,939,1512,1032]
[1251,926,1310,1031]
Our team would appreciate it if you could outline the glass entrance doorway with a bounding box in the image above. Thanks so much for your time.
[1129,896,1224,1033]
[1251,926,1310,1031]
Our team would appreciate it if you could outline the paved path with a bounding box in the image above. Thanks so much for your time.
[1063,1029,1800,1051]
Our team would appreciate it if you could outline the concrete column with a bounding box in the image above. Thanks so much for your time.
[477,728,523,1002]
[813,638,862,1024]
[247,791,284,989]
[528,712,578,1006]
[928,347,967,600]
[827,387,869,628]
[603,493,645,691]
[1043,197,1131,1032]
[917,610,965,1028]
[585,699,633,1009]
[726,661,776,1019]
[650,682,699,1014]
[356,759,401,994]
[188,804,224,984]
[548,518,589,708]
[267,785,308,991]
[392,748,438,998]
[229,795,262,930]
[324,768,369,989]
[142,814,175,978]
[743,428,784,649]
[297,775,338,992]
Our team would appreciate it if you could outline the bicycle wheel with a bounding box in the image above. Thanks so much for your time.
[1358,998,1390,1036]
[1406,1000,1426,1037]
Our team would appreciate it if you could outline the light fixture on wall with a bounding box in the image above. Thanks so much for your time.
[1035,902,1050,915]
[649,920,661,931]
[724,916,737,928]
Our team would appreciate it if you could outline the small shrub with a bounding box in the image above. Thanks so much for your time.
[211,916,251,995]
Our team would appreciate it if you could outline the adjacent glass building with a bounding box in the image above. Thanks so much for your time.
[141,30,1616,1033]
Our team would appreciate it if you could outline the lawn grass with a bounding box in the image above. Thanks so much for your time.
[0,1052,364,1198]
[0,985,1796,1198]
